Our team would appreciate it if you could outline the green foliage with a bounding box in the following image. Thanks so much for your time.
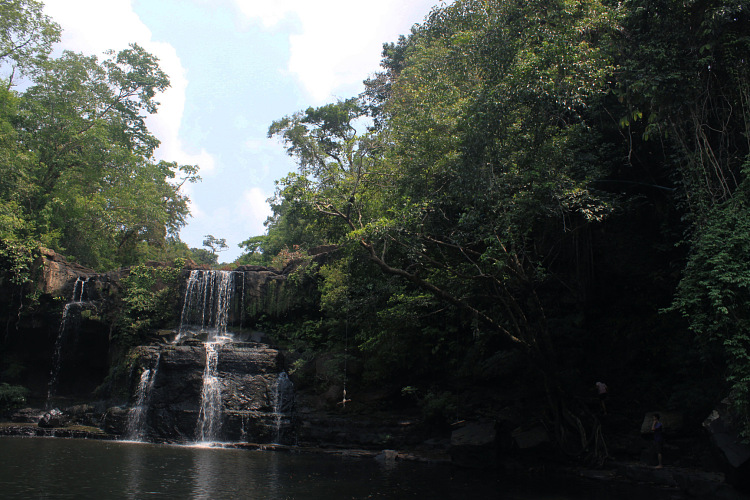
[0,382,28,411]
[669,175,750,436]
[202,234,228,258]
[115,259,185,347]
[189,247,218,266]
[0,202,38,286]
[0,0,60,78]
[617,0,750,217]
[419,390,458,428]
[0,3,201,271]
[265,0,622,370]
[252,0,748,435]
[237,235,271,265]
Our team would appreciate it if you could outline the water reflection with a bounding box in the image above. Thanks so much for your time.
[124,443,143,498]
[0,437,679,499]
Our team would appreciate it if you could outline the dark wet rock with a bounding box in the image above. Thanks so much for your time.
[38,408,66,428]
[10,407,44,424]
[512,425,550,450]
[449,420,498,468]
[124,342,295,444]
[612,462,746,499]
[703,395,750,492]
[64,403,105,428]
[103,406,129,435]
[0,423,113,440]
[295,403,419,449]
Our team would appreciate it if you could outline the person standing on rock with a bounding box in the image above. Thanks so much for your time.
[595,381,608,415]
[652,413,664,468]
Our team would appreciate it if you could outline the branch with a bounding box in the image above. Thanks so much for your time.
[358,238,527,347]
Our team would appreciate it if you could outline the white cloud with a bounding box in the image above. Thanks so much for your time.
[179,181,206,220]
[231,0,441,103]
[238,187,272,235]
[42,0,216,174]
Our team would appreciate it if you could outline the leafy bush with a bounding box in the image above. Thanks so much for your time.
[0,383,28,411]
[669,177,750,437]
[115,259,185,347]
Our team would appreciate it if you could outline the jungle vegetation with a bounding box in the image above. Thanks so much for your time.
[253,0,750,448]
[1,0,749,453]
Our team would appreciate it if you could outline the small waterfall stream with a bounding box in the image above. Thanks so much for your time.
[177,270,239,342]
[46,277,91,406]
[196,340,224,442]
[125,354,161,441]
[272,372,293,443]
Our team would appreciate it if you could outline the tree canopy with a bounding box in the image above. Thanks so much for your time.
[258,0,750,442]
[0,1,200,272]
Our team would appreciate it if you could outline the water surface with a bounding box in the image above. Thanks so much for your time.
[0,437,677,499]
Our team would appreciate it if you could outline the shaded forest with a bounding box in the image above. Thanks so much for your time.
[1,0,750,465]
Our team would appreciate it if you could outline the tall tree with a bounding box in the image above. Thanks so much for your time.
[11,45,199,268]
[268,0,622,460]
[0,0,60,83]
[202,235,228,259]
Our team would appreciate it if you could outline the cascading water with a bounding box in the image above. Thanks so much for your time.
[144,267,297,444]
[125,354,161,441]
[196,340,224,442]
[177,270,240,342]
[47,277,91,406]
[272,372,294,443]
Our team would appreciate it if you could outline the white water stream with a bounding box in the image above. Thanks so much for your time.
[46,277,92,406]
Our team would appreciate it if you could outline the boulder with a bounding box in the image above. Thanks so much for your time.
[11,408,45,424]
[103,406,129,435]
[64,403,104,427]
[37,247,94,297]
[512,425,550,450]
[450,420,498,468]
[703,395,750,491]
[38,408,66,428]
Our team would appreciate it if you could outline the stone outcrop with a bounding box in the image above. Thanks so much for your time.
[703,395,750,491]
[37,247,95,297]
[117,341,295,444]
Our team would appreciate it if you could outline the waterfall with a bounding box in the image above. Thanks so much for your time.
[46,277,91,406]
[272,372,294,443]
[72,276,88,302]
[196,341,224,442]
[125,354,161,441]
[239,272,246,331]
[177,270,238,342]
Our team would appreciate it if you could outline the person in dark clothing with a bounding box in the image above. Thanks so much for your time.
[595,381,608,415]
[652,413,664,468]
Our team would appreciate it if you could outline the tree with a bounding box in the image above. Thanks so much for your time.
[202,235,228,258]
[267,0,623,461]
[0,0,61,82]
[7,44,199,269]
[669,180,750,437]
[617,0,750,434]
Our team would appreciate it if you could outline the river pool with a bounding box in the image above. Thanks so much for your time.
[0,436,677,499]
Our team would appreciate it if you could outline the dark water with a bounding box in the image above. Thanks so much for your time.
[0,437,676,499]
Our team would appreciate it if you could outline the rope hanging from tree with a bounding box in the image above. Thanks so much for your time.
[338,261,352,408]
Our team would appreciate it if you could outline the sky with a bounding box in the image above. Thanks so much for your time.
[41,0,444,261]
